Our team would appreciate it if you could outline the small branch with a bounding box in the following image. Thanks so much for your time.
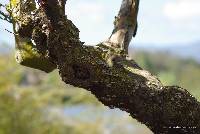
[58,0,67,14]
[5,28,14,34]
[104,0,139,54]
[0,4,13,23]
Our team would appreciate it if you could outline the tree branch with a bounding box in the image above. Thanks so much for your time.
[6,0,200,133]
[58,0,67,14]
[104,0,139,55]
[0,3,13,23]
[7,0,56,72]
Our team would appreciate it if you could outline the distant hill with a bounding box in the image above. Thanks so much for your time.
[132,42,200,63]
[1,41,200,62]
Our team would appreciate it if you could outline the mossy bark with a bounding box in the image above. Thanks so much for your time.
[6,0,200,133]
[9,0,56,72]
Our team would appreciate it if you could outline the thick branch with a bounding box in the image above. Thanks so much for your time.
[104,0,139,54]
[9,0,200,133]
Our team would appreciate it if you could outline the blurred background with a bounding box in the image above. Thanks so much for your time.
[0,0,200,133]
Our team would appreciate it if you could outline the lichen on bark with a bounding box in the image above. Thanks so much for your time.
[7,0,56,72]
[3,0,200,133]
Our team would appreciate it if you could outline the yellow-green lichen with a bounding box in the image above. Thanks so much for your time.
[15,40,56,73]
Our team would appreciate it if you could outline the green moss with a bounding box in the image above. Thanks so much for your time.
[7,0,54,72]
[15,41,56,73]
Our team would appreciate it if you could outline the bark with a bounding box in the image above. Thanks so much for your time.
[104,0,139,54]
[5,0,200,133]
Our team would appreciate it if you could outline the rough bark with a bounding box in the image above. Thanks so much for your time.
[104,0,139,54]
[3,0,200,133]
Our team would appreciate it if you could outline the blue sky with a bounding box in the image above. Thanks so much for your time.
[0,0,200,47]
